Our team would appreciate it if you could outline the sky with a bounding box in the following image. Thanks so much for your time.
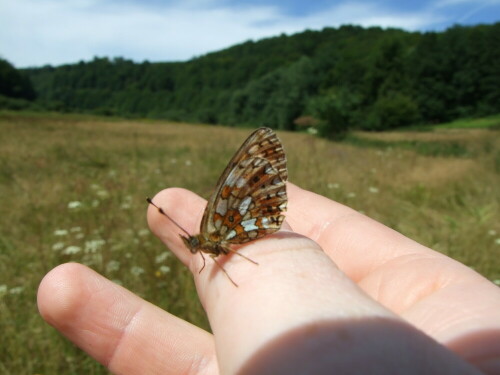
[1,0,499,68]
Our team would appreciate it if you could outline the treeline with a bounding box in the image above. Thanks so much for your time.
[0,59,36,109]
[7,23,500,135]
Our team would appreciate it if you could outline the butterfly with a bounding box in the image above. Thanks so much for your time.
[147,127,288,286]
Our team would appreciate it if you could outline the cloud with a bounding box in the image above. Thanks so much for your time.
[0,0,470,67]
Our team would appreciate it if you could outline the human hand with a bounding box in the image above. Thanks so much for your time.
[38,184,500,374]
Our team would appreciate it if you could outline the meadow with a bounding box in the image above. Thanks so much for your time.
[0,111,499,373]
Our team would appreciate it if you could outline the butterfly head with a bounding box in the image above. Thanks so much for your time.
[180,234,201,254]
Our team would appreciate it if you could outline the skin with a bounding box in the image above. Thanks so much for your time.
[37,183,500,374]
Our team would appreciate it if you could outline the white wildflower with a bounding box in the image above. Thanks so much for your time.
[307,127,318,135]
[159,265,171,274]
[347,192,356,198]
[54,229,68,236]
[368,187,379,194]
[0,284,7,297]
[63,246,82,255]
[327,183,340,189]
[85,239,106,253]
[138,229,150,237]
[52,242,65,251]
[9,286,24,295]
[495,238,500,245]
[185,160,192,166]
[96,189,109,199]
[68,201,82,209]
[155,251,171,263]
[488,230,497,236]
[131,266,145,276]
[120,203,131,210]
[106,260,121,272]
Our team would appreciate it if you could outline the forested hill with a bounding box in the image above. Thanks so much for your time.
[23,23,500,134]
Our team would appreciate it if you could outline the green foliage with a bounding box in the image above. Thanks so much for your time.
[364,92,420,130]
[17,22,500,132]
[309,88,361,139]
[0,58,36,101]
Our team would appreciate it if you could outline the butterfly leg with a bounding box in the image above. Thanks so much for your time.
[210,255,238,287]
[198,252,206,273]
[225,247,259,265]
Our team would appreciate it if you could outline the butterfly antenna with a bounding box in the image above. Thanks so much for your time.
[146,197,191,238]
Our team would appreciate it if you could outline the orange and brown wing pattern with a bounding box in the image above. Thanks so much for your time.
[200,128,287,244]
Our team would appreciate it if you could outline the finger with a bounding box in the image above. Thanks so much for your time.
[146,188,477,374]
[286,183,500,371]
[37,263,218,375]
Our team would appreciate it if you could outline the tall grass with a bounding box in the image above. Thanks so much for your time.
[1,112,499,373]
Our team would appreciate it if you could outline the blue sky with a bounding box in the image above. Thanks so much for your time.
[1,0,499,68]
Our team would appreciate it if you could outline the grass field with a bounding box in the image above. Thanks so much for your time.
[1,111,499,373]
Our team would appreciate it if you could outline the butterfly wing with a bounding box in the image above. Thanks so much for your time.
[200,127,287,243]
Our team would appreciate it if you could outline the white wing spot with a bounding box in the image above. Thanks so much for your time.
[236,177,246,188]
[226,229,237,240]
[261,217,270,228]
[241,218,259,232]
[216,199,228,216]
[265,164,276,174]
[239,196,252,216]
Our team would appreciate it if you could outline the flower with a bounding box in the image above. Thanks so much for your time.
[106,260,121,272]
[368,187,379,194]
[63,246,82,255]
[131,266,145,276]
[159,265,171,274]
[327,183,339,189]
[96,189,109,199]
[138,229,150,237]
[85,239,106,253]
[347,192,356,198]
[54,229,68,236]
[9,286,25,295]
[155,251,171,263]
[68,201,82,209]
[52,242,65,251]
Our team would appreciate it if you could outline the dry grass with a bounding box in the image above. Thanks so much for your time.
[0,111,499,373]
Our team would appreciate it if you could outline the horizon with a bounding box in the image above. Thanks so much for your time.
[2,0,500,69]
